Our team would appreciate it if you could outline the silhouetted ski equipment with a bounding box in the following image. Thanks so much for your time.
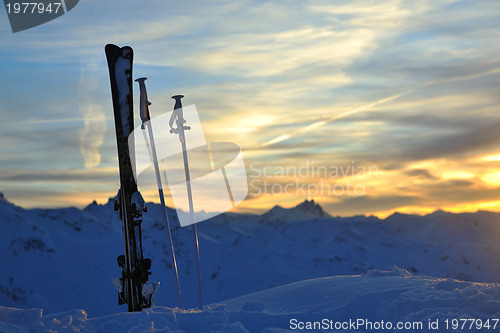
[169,95,204,310]
[136,77,184,309]
[105,44,157,312]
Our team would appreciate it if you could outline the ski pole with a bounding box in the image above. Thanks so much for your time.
[135,77,183,309]
[169,95,203,310]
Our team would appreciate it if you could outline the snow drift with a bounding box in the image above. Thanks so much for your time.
[1,267,499,332]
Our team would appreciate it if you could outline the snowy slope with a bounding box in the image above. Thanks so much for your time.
[1,267,499,332]
[0,196,120,315]
[1,193,500,319]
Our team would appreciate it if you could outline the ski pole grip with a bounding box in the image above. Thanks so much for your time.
[135,77,151,126]
[171,95,184,110]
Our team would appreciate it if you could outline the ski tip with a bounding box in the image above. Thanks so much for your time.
[171,95,184,100]
[105,44,134,59]
[135,77,147,83]
[105,44,120,62]
[105,43,120,54]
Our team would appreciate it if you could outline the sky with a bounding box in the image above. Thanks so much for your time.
[1,0,500,218]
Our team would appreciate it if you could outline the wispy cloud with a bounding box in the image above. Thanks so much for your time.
[1,0,500,215]
[260,66,500,148]
[77,60,107,169]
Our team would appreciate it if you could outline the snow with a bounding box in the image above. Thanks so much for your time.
[1,195,500,331]
[1,267,499,332]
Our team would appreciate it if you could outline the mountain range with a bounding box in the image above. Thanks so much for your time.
[1,192,499,317]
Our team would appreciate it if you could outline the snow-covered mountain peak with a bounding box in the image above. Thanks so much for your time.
[260,199,330,223]
[0,192,9,203]
[295,199,325,216]
[428,209,453,218]
[266,204,285,214]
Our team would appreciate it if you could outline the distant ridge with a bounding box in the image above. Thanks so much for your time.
[260,199,331,223]
[3,192,500,220]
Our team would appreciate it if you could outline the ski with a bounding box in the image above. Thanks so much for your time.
[105,44,157,312]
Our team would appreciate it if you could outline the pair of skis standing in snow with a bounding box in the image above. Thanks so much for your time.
[105,44,202,312]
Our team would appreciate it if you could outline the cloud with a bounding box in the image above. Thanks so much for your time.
[404,169,436,180]
[2,0,500,215]
[323,195,421,216]
[78,60,107,169]
[373,121,500,164]
[0,168,116,182]
[259,64,500,149]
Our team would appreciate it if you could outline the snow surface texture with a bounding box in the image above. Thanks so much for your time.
[1,193,500,331]
[1,267,500,332]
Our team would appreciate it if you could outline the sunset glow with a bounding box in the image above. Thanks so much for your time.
[1,0,499,218]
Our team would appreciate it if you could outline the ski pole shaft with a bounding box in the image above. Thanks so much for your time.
[147,122,184,309]
[171,95,203,310]
[180,131,203,311]
[136,78,183,309]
